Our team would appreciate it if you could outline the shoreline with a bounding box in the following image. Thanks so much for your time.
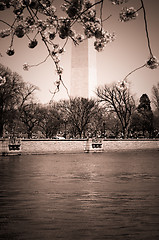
[0,138,159,156]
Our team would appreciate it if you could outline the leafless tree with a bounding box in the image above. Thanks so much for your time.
[96,81,135,138]
[37,104,62,138]
[60,97,100,138]
[20,102,41,138]
[0,63,37,137]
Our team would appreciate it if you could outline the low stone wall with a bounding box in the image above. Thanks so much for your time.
[21,139,85,154]
[0,138,159,155]
[103,139,159,151]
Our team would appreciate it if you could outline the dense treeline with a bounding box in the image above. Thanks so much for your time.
[0,64,159,139]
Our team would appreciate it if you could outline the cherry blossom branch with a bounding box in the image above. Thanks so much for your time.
[102,14,112,23]
[0,19,13,28]
[100,0,104,28]
[121,0,158,81]
[27,55,50,69]
[124,64,146,80]
[49,75,70,103]
[140,0,153,57]
[69,0,104,27]
[60,76,70,99]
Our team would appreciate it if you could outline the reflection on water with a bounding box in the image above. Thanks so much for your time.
[0,151,159,240]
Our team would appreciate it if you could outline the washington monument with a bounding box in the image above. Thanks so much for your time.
[70,36,97,99]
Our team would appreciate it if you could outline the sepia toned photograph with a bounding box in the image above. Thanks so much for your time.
[0,0,159,239]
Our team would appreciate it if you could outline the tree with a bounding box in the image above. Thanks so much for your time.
[87,106,104,138]
[103,111,122,138]
[152,83,159,137]
[153,112,159,138]
[0,63,37,137]
[20,102,41,138]
[96,80,135,138]
[37,104,62,138]
[0,0,158,97]
[61,97,100,138]
[131,94,154,138]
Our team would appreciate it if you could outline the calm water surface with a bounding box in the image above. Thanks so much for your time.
[0,151,159,240]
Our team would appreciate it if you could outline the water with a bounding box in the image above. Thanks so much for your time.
[0,150,159,240]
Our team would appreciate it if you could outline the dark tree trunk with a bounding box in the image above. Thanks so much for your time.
[0,115,4,137]
[27,129,33,139]
[0,124,3,138]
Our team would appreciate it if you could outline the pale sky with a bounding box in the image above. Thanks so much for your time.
[0,0,159,104]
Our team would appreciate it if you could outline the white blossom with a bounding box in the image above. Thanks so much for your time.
[119,7,138,22]
[146,56,159,69]
[0,76,6,86]
[110,0,128,5]
[23,63,30,71]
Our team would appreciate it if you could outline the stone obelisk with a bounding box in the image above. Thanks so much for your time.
[70,37,97,99]
[70,0,97,99]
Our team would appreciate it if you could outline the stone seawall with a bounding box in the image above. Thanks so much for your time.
[103,139,159,152]
[21,139,85,154]
[0,138,159,155]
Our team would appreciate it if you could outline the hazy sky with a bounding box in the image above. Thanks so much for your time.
[0,0,159,104]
